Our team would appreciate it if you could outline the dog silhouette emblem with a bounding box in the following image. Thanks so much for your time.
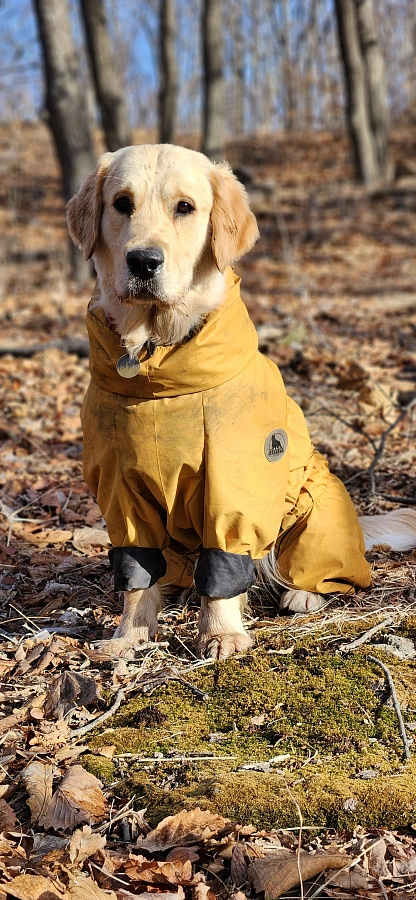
[264,429,288,462]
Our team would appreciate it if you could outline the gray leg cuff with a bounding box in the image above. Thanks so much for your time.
[109,547,167,591]
[194,548,257,598]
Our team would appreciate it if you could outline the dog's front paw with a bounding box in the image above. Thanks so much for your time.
[197,630,253,660]
[93,624,153,659]
[280,589,327,614]
[197,595,252,660]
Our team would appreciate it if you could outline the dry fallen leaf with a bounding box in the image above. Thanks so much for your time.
[248,849,352,898]
[193,883,212,900]
[166,847,201,863]
[231,843,248,888]
[95,745,116,759]
[0,798,16,831]
[0,709,28,735]
[29,719,71,749]
[324,864,378,894]
[39,765,106,832]
[136,807,230,852]
[367,838,391,879]
[69,824,106,865]
[3,873,64,900]
[124,857,194,885]
[392,854,416,876]
[35,528,73,545]
[21,760,54,825]
[65,873,117,899]
[44,670,101,720]
[30,833,68,864]
[119,892,184,900]
[72,526,110,554]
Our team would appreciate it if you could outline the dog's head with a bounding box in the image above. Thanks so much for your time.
[66,144,259,307]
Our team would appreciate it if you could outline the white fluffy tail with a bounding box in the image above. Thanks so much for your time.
[358,508,416,552]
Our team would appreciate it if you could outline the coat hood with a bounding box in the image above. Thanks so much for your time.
[86,268,259,399]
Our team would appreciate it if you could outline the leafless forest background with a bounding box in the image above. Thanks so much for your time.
[1,0,416,134]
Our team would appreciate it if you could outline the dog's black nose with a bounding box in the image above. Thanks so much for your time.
[126,248,164,279]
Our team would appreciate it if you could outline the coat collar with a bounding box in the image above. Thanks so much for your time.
[86,268,259,398]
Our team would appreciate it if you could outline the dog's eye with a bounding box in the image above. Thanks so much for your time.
[176,201,194,216]
[114,196,132,215]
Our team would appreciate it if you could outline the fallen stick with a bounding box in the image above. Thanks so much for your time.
[367,654,411,760]
[338,617,395,653]
[367,397,416,494]
[70,688,125,740]
[114,754,237,762]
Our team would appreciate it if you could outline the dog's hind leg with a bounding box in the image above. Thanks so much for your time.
[197,594,253,660]
[95,583,163,658]
[280,589,328,613]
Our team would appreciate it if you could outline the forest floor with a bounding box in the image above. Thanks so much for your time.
[0,122,415,899]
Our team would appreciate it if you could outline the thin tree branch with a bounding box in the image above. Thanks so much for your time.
[367,655,411,760]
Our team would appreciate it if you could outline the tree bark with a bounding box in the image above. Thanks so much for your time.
[230,2,244,136]
[356,0,392,180]
[80,0,132,152]
[32,0,96,281]
[158,0,178,143]
[201,0,225,161]
[334,0,391,185]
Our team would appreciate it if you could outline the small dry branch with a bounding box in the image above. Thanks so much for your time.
[338,617,395,653]
[367,654,411,760]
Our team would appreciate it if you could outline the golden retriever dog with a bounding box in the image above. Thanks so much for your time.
[66,144,416,659]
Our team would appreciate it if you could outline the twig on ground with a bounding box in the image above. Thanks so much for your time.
[8,603,41,635]
[70,688,125,740]
[367,654,411,760]
[379,493,416,506]
[308,837,386,900]
[338,617,395,653]
[114,754,237,762]
[95,797,135,834]
[366,398,416,494]
[284,781,304,900]
[126,663,209,700]
[169,676,209,699]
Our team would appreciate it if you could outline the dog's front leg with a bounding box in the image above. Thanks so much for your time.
[197,594,253,660]
[95,583,162,658]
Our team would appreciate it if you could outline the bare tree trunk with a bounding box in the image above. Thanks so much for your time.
[158,0,178,143]
[201,0,225,161]
[230,1,244,136]
[334,0,391,184]
[32,0,96,281]
[356,0,392,180]
[282,0,296,131]
[80,0,132,151]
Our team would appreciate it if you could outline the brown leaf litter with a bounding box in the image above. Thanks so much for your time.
[0,122,416,897]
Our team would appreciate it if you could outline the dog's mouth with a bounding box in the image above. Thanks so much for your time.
[117,276,169,307]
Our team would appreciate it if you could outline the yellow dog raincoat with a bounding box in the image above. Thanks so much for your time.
[82,268,371,597]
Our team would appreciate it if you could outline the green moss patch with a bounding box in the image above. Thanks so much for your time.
[85,630,416,830]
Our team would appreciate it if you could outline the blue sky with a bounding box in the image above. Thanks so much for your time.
[0,0,413,132]
[0,0,159,123]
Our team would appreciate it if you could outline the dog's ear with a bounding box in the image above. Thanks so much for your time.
[66,153,112,260]
[209,162,259,272]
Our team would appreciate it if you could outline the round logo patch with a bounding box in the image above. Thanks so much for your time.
[264,429,288,462]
